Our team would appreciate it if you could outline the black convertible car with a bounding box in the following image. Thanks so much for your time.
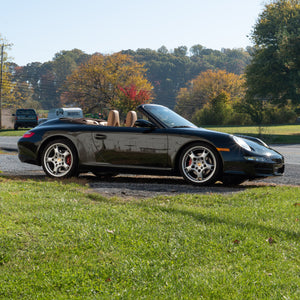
[18,104,284,185]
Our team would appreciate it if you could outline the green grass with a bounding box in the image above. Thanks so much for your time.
[206,124,300,144]
[0,129,27,136]
[0,177,299,299]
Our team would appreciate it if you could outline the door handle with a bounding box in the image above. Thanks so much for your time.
[95,134,106,140]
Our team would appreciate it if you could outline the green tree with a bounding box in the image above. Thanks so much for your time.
[190,44,205,56]
[192,92,233,125]
[52,49,90,90]
[11,62,54,109]
[157,46,169,54]
[173,46,188,57]
[245,0,300,112]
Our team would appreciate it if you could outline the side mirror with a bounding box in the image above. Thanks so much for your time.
[134,119,156,129]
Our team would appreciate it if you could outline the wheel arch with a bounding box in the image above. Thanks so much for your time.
[37,135,79,165]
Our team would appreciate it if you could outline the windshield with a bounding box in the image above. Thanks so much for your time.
[144,105,197,128]
[17,109,36,115]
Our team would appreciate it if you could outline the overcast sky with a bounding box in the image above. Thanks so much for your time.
[1,0,266,66]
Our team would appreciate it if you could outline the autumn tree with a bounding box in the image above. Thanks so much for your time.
[0,67,15,109]
[61,53,153,114]
[175,70,246,122]
[0,38,15,109]
[118,84,152,113]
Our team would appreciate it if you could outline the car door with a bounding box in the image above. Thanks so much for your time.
[92,126,169,168]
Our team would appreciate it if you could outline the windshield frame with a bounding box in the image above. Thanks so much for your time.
[138,104,197,129]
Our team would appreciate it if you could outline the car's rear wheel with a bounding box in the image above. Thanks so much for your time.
[41,139,78,178]
[179,143,221,185]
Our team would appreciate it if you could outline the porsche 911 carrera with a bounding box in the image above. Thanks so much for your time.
[18,104,284,185]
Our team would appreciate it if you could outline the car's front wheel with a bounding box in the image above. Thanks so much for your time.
[41,139,78,178]
[179,143,221,185]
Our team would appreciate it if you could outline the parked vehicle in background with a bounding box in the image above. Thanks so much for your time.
[47,108,83,120]
[38,108,84,125]
[12,109,38,130]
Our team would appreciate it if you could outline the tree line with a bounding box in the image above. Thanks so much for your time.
[2,46,250,113]
[1,0,300,126]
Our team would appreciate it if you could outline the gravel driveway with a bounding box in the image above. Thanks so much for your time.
[0,137,299,198]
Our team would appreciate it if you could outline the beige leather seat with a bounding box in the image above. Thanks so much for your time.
[107,110,120,126]
[125,111,137,127]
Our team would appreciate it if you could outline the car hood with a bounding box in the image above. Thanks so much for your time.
[173,127,282,158]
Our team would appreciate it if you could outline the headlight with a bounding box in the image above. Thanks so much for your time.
[244,156,270,162]
[233,136,252,151]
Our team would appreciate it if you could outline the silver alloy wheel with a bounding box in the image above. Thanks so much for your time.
[43,142,74,177]
[181,145,217,184]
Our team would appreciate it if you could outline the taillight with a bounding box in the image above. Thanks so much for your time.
[23,131,35,138]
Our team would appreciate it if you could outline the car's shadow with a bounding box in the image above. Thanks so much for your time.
[81,173,280,198]
[1,172,279,198]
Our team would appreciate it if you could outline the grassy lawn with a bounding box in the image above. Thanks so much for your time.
[206,124,300,144]
[0,129,28,136]
[0,177,299,299]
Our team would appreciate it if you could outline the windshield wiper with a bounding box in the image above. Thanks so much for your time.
[172,125,194,128]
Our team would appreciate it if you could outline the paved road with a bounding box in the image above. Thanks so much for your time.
[0,136,299,198]
[0,136,20,151]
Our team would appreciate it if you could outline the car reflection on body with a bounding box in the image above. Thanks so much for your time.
[17,104,284,186]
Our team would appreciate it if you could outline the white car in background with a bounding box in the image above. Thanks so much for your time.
[38,108,83,125]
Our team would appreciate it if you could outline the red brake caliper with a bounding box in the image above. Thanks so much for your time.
[66,155,72,166]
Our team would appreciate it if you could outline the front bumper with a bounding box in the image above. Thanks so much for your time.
[224,157,284,179]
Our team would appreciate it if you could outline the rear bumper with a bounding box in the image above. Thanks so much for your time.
[15,122,38,127]
[18,142,40,166]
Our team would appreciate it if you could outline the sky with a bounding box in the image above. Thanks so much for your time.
[1,0,267,66]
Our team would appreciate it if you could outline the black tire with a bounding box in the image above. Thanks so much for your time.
[179,143,221,185]
[41,139,78,178]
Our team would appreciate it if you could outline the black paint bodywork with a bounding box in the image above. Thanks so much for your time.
[18,104,285,181]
